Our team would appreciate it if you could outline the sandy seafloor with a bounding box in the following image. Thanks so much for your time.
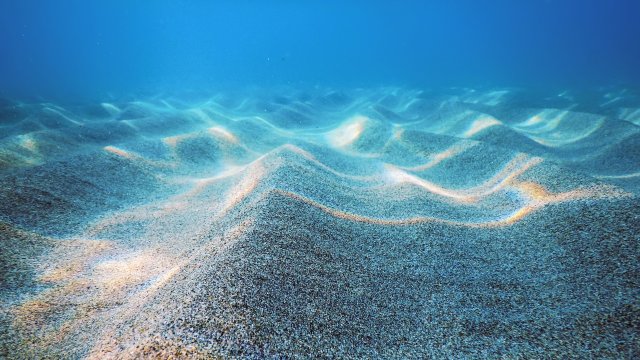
[0,87,639,358]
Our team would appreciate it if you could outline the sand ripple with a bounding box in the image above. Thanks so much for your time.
[1,87,639,358]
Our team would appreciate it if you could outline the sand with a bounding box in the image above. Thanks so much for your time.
[0,87,639,358]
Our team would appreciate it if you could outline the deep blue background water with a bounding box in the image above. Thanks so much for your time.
[1,0,639,99]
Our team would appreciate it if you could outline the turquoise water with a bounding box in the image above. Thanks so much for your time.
[1,2,639,359]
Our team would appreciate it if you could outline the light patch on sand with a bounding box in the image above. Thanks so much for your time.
[516,181,550,200]
[530,121,604,147]
[428,110,474,134]
[272,189,453,226]
[175,165,247,201]
[281,144,380,181]
[163,127,238,148]
[12,245,187,354]
[483,90,510,106]
[87,219,255,359]
[1,149,42,166]
[463,116,502,138]
[103,145,134,159]
[326,115,368,148]
[618,107,640,125]
[274,181,630,228]
[497,182,630,226]
[188,108,214,123]
[516,110,605,147]
[385,166,468,200]
[162,134,190,147]
[517,110,569,132]
[85,162,256,237]
[519,114,544,127]
[11,239,115,343]
[39,240,114,283]
[104,145,172,169]
[273,189,515,227]
[18,134,39,153]
[399,98,421,112]
[208,126,238,143]
[86,202,184,236]
[43,107,84,125]
[464,90,510,106]
[218,162,265,216]
[401,142,478,172]
[12,280,92,340]
[93,250,174,290]
[392,126,404,140]
[595,171,640,179]
[120,120,139,130]
[386,154,542,203]
[100,103,121,116]
[601,94,623,107]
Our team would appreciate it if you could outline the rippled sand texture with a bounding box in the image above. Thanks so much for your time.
[1,88,639,358]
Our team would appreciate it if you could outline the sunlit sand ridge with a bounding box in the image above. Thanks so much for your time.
[1,87,639,358]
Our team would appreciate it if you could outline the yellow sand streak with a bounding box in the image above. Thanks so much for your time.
[386,154,542,203]
[103,145,134,159]
[273,182,628,228]
[400,142,478,172]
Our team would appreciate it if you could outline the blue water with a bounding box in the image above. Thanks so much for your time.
[2,2,640,358]
[1,0,639,99]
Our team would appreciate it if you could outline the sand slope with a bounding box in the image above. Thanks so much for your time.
[1,88,639,358]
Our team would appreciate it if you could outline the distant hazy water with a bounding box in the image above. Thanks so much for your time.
[1,1,639,100]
